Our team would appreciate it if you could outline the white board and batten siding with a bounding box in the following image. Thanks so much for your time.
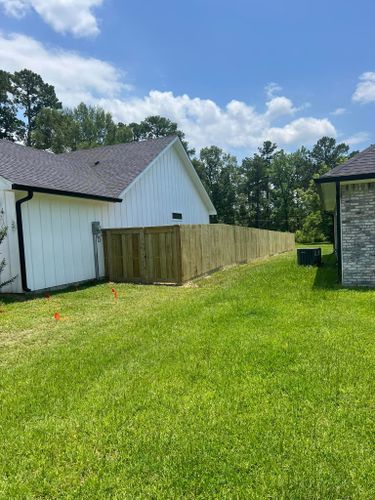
[18,193,108,292]
[1,142,213,292]
[0,177,22,293]
[119,144,210,227]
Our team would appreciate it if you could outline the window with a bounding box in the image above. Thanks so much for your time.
[172,212,183,220]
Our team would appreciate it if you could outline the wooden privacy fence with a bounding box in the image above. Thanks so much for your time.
[103,224,295,285]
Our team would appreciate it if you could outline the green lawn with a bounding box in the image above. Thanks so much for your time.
[1,246,374,498]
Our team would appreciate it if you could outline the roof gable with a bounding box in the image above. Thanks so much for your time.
[118,138,216,215]
[60,136,176,198]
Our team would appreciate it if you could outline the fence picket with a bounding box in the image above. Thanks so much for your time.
[103,224,295,285]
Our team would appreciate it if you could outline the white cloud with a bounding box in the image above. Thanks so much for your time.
[0,0,27,17]
[100,92,336,151]
[265,96,297,119]
[265,82,283,99]
[0,33,128,106]
[343,131,370,146]
[98,93,267,150]
[330,107,347,116]
[0,0,103,37]
[0,33,339,152]
[352,72,375,104]
[267,118,336,145]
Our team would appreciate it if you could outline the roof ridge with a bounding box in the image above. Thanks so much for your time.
[0,136,178,160]
[58,135,178,158]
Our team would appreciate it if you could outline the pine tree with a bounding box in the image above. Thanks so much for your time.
[12,69,61,146]
[0,70,24,141]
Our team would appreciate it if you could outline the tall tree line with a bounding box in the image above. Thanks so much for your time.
[0,68,191,153]
[0,68,357,242]
[194,137,355,242]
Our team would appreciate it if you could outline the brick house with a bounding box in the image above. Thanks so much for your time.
[316,146,375,287]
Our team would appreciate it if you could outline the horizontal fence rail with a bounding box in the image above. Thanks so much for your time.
[103,224,295,285]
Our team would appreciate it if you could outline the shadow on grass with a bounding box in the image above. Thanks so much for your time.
[0,279,107,305]
[313,252,340,290]
[313,252,375,292]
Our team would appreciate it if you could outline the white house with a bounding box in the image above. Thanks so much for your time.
[0,136,216,293]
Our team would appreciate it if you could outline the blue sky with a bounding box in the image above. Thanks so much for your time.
[1,0,375,156]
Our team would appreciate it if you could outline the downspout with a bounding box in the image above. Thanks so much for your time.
[335,181,342,283]
[15,190,33,292]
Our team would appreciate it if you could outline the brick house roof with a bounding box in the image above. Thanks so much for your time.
[317,144,375,183]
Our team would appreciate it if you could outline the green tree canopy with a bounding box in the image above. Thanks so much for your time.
[32,105,134,152]
[129,116,195,156]
[194,146,238,224]
[309,136,349,171]
[12,69,61,146]
[240,142,278,229]
[32,108,76,153]
[0,70,24,141]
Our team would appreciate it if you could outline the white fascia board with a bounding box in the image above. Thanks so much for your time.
[173,140,217,215]
[0,175,12,190]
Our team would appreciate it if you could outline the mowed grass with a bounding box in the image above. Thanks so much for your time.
[0,246,374,499]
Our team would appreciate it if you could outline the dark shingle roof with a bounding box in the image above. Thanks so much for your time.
[60,136,176,198]
[317,144,375,183]
[0,136,177,201]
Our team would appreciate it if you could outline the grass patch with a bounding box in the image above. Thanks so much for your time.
[1,246,374,498]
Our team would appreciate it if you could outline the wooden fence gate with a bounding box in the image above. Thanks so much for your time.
[103,226,181,284]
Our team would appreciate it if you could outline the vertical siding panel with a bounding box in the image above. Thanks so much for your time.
[69,205,81,282]
[29,199,46,290]
[132,182,138,227]
[1,191,21,292]
[52,203,66,286]
[22,203,34,291]
[117,145,210,228]
[148,163,155,226]
[93,203,105,277]
[40,200,57,288]
[61,201,73,285]
[78,204,90,280]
